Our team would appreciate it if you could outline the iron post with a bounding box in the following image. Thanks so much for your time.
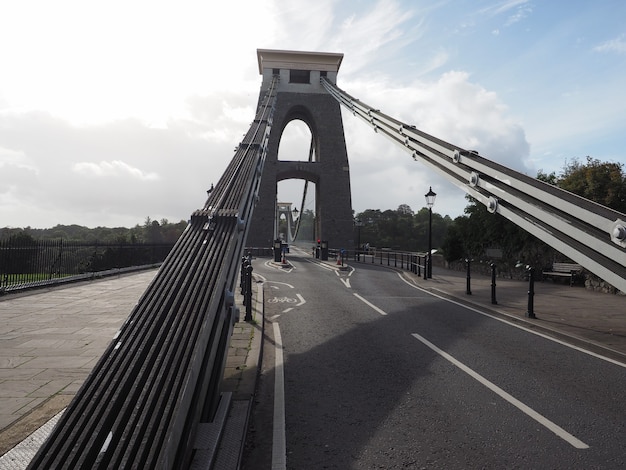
[355,219,362,262]
[244,262,253,321]
[465,258,472,295]
[490,263,497,304]
[240,256,246,295]
[526,266,536,318]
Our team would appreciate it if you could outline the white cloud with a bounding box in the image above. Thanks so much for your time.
[0,146,37,171]
[0,1,275,127]
[73,160,160,181]
[342,70,530,171]
[0,111,228,227]
[594,34,626,54]
[329,0,420,74]
[479,0,530,17]
[504,4,532,26]
[1,0,623,229]
[329,68,531,217]
[476,0,532,29]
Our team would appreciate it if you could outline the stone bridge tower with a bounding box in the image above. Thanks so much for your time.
[246,49,353,250]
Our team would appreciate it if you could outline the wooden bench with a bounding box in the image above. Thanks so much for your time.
[542,262,583,286]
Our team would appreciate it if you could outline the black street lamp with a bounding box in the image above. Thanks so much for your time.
[291,207,299,242]
[355,218,363,261]
[425,186,437,278]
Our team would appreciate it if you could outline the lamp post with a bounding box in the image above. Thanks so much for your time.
[355,218,363,261]
[292,207,299,242]
[425,186,437,278]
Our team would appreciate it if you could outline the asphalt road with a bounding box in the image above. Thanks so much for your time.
[242,248,626,469]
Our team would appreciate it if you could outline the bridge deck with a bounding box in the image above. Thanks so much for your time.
[1,260,626,467]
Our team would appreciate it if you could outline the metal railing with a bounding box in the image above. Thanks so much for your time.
[0,238,172,292]
[332,248,428,276]
[27,77,279,469]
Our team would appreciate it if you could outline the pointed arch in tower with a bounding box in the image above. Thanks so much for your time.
[247,49,354,250]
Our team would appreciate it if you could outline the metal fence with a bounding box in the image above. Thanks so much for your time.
[0,237,174,291]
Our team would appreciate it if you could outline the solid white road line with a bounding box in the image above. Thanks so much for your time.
[353,293,387,316]
[350,288,588,449]
[396,272,626,369]
[411,332,589,449]
[272,322,287,469]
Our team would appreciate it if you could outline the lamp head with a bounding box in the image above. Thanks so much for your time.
[425,186,437,208]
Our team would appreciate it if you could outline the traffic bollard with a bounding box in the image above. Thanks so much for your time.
[465,258,472,295]
[490,263,497,304]
[244,263,253,321]
[526,266,536,318]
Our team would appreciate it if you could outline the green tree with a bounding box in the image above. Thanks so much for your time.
[294,209,315,242]
[558,157,626,212]
[145,219,164,244]
[353,206,452,253]
[441,218,465,262]
[442,196,554,268]
[536,169,558,185]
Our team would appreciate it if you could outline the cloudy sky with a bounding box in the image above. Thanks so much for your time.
[1,0,625,229]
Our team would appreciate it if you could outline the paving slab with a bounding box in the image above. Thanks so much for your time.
[0,267,264,468]
[0,270,158,455]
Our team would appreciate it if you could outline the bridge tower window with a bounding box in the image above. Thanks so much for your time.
[289,69,310,84]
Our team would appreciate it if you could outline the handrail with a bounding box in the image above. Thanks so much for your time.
[28,78,279,469]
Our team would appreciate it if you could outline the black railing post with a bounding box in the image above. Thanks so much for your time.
[490,263,497,304]
[526,267,536,318]
[244,262,253,321]
[240,256,247,295]
[465,258,472,295]
[423,255,427,280]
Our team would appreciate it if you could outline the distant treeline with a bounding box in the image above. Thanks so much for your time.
[356,156,626,274]
[0,217,188,244]
[2,156,623,276]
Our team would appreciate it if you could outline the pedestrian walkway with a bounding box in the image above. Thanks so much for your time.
[0,270,158,458]
[0,269,263,468]
[400,264,626,362]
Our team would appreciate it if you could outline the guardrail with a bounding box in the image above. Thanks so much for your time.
[0,238,172,293]
[344,249,428,276]
[27,77,278,469]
